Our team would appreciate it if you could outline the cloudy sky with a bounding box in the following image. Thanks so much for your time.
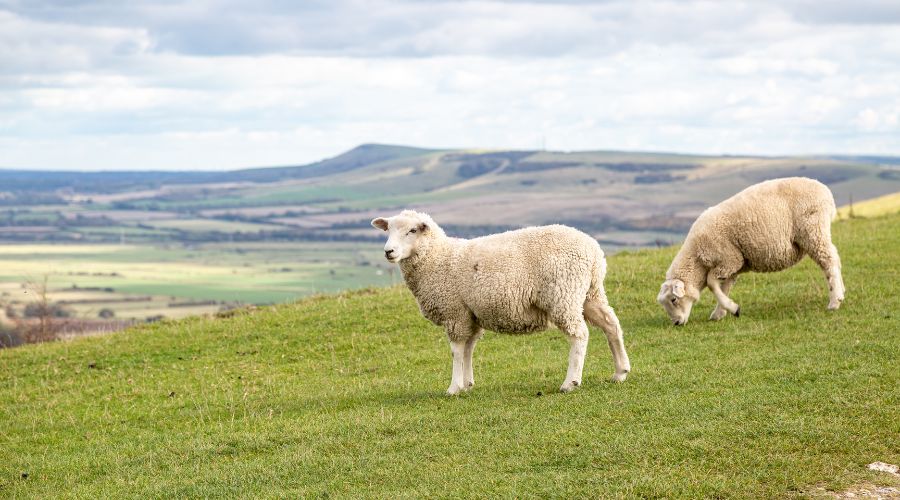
[1,0,899,171]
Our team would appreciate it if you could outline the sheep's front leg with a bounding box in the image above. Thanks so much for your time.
[709,276,736,321]
[560,321,590,393]
[462,332,481,390]
[561,335,589,392]
[707,273,740,317]
[447,339,467,395]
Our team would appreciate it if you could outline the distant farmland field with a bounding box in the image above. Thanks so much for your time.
[146,219,286,233]
[0,242,395,329]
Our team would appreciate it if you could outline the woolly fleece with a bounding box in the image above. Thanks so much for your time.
[658,177,845,324]
[373,210,630,394]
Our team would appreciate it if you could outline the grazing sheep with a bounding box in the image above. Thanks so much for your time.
[657,177,845,325]
[371,210,630,394]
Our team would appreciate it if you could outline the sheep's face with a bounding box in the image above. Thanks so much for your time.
[371,214,429,263]
[657,279,695,326]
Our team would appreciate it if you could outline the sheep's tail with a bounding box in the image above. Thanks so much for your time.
[821,181,838,221]
[827,189,838,221]
[586,249,608,303]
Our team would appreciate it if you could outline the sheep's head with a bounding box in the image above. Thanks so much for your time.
[657,279,697,326]
[371,210,440,263]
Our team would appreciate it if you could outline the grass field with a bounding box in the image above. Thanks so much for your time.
[1,215,898,497]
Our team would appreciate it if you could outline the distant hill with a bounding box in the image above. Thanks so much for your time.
[225,144,442,183]
[0,144,438,193]
[0,169,221,193]
[1,144,900,249]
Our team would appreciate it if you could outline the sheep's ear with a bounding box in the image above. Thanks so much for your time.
[672,280,685,298]
[371,217,389,231]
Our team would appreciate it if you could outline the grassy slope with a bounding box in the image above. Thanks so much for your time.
[1,216,899,498]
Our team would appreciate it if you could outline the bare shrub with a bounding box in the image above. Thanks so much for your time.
[2,276,74,346]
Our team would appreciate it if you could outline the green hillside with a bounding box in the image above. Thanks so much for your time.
[1,215,899,497]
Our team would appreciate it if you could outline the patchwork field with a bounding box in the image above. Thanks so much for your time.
[0,242,394,329]
[1,214,897,497]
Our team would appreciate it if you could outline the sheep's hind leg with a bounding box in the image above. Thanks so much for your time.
[810,243,845,310]
[707,273,740,317]
[709,276,737,321]
[826,243,845,310]
[584,298,630,382]
[798,212,845,310]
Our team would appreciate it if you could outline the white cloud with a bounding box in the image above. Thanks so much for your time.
[0,1,899,170]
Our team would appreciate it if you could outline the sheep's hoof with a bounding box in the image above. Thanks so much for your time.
[464,381,475,391]
[559,380,580,393]
[733,306,741,317]
[709,308,727,321]
[827,298,843,310]
[446,385,464,396]
[611,372,628,383]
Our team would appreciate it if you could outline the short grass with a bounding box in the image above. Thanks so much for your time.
[1,215,898,497]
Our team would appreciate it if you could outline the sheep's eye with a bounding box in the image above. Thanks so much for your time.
[408,228,417,234]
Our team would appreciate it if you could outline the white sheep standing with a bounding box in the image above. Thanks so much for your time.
[371,210,631,394]
[657,177,845,325]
